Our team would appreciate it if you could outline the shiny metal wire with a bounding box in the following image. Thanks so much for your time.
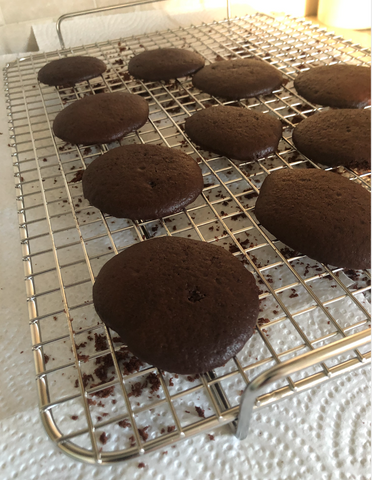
[4,12,371,464]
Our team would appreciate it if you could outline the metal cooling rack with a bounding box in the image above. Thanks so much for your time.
[4,12,371,464]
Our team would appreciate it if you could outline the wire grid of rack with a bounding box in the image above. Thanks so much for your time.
[4,12,371,464]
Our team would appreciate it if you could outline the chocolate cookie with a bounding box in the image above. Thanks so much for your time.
[255,169,371,269]
[128,48,205,81]
[294,65,371,108]
[53,92,148,145]
[38,56,107,87]
[192,58,283,99]
[185,106,282,161]
[292,109,371,169]
[82,144,203,220]
[93,236,260,374]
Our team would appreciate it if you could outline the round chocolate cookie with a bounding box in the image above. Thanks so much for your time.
[93,236,260,374]
[38,56,107,87]
[294,65,371,108]
[185,106,282,161]
[82,144,204,220]
[192,58,283,99]
[128,48,205,81]
[255,169,371,269]
[53,92,148,145]
[292,109,371,169]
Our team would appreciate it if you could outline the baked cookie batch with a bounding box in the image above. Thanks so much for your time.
[38,50,371,374]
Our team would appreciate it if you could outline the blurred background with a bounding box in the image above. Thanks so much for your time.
[0,0,370,54]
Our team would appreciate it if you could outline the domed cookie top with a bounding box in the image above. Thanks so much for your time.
[185,106,282,161]
[128,48,205,81]
[192,58,283,99]
[93,236,260,374]
[294,65,371,108]
[82,144,204,220]
[38,56,107,87]
[292,109,371,169]
[255,169,371,269]
[53,92,149,145]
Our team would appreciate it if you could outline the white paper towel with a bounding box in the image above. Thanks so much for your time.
[0,367,370,480]
[32,3,256,52]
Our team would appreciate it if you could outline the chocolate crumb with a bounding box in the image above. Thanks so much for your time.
[68,170,84,183]
[129,381,144,398]
[289,288,299,298]
[99,432,109,445]
[344,269,359,282]
[91,386,115,398]
[94,333,108,352]
[138,426,149,441]
[195,406,205,418]
[122,353,144,375]
[77,353,89,362]
[147,372,161,393]
[82,373,94,388]
[118,419,131,429]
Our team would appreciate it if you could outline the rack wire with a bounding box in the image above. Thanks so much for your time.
[4,12,371,464]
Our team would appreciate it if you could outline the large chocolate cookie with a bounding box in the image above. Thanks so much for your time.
[185,106,282,161]
[93,236,260,374]
[128,48,205,81]
[53,92,148,145]
[292,109,371,169]
[82,144,203,220]
[38,56,107,87]
[255,169,371,269]
[192,58,283,99]
[294,65,371,108]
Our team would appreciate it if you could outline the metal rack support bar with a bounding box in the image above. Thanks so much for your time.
[56,0,231,49]
[56,0,166,49]
[236,328,370,440]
